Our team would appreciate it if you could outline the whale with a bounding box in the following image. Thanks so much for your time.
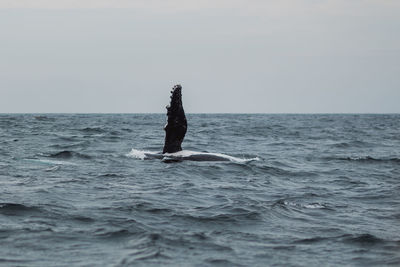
[127,84,259,163]
[162,85,232,161]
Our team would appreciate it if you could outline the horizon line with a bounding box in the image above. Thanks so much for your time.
[1,112,399,115]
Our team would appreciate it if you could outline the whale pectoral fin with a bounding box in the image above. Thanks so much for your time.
[163,84,187,154]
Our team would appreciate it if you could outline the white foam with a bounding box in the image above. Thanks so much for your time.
[282,201,326,209]
[126,149,158,160]
[304,203,326,209]
[45,166,61,172]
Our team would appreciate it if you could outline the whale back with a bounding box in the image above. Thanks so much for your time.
[163,85,187,154]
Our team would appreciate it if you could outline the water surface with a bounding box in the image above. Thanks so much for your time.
[0,114,399,266]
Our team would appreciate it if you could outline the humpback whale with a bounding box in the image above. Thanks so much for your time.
[127,84,259,162]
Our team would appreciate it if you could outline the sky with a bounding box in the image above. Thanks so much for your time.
[1,0,399,113]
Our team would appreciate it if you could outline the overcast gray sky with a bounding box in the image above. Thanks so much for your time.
[1,0,399,113]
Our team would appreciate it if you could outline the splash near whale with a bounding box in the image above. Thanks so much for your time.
[127,84,259,163]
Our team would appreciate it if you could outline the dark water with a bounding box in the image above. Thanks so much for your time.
[0,114,399,266]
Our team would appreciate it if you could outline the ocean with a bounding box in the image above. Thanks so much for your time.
[0,114,399,266]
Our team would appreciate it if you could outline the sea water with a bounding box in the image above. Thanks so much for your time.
[0,114,399,266]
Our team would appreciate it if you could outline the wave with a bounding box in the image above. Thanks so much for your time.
[126,149,260,163]
[293,233,399,246]
[329,140,372,148]
[33,115,55,121]
[116,233,164,263]
[343,233,386,245]
[70,215,95,223]
[328,156,400,163]
[273,199,330,210]
[205,259,238,265]
[23,158,78,166]
[293,236,329,244]
[97,173,124,178]
[45,166,60,172]
[48,150,92,160]
[94,229,136,239]
[49,141,91,149]
[172,211,261,224]
[79,127,105,134]
[0,203,42,216]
